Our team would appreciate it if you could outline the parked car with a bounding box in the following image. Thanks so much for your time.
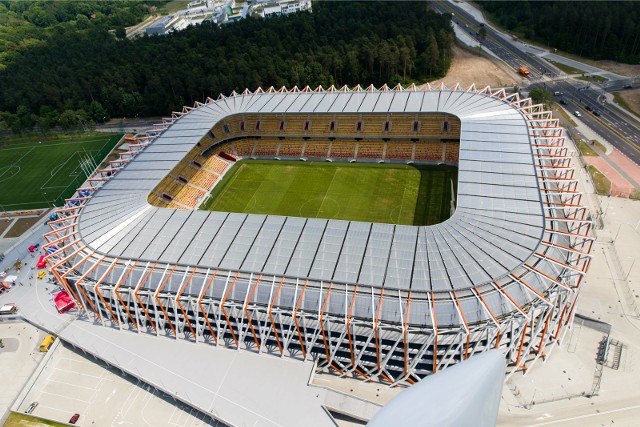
[574,111,581,117]
[69,413,80,424]
[25,402,38,414]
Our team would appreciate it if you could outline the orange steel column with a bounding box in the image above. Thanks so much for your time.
[197,270,218,343]
[293,279,309,359]
[155,265,178,336]
[452,291,470,360]
[319,282,343,375]
[431,293,438,374]
[134,263,159,332]
[402,292,412,378]
[93,258,121,325]
[374,289,393,383]
[346,285,367,379]
[243,275,263,351]
[113,261,139,328]
[220,272,240,347]
[176,267,198,339]
[474,289,501,348]
[267,277,285,354]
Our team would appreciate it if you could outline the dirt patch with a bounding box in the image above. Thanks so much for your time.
[3,214,45,238]
[0,218,13,236]
[427,45,521,89]
[614,88,640,117]
[591,60,640,78]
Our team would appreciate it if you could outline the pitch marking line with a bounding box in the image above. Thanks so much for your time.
[0,165,20,183]
[39,151,79,190]
[0,138,112,152]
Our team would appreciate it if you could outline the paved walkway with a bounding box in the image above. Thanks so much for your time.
[584,155,633,197]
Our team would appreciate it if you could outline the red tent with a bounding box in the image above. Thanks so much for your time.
[54,291,76,313]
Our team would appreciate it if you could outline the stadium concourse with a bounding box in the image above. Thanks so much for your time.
[36,83,591,426]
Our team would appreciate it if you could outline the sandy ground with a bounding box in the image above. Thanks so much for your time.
[615,88,640,117]
[427,45,521,89]
[591,60,640,78]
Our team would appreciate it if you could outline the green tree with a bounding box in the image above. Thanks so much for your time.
[529,88,553,107]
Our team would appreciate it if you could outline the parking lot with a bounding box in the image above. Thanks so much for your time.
[20,343,222,426]
[0,321,46,421]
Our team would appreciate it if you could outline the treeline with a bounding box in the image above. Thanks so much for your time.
[480,1,640,63]
[0,1,158,70]
[0,1,454,133]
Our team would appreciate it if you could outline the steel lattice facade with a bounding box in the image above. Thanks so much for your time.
[45,84,592,385]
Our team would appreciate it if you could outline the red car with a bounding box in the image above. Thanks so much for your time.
[36,255,47,269]
[69,413,80,424]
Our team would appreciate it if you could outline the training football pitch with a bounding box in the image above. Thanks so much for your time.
[200,160,457,225]
[0,133,122,210]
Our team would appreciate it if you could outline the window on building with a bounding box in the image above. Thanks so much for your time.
[304,120,310,131]
[223,124,230,134]
[329,121,336,132]
[240,121,245,131]
[412,121,420,132]
[384,121,391,132]
[356,121,363,132]
[279,121,286,131]
[442,121,449,132]
[255,120,261,130]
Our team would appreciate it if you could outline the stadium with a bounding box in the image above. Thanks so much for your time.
[44,83,592,388]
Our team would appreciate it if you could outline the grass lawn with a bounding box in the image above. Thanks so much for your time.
[548,60,586,75]
[3,412,69,427]
[553,106,577,127]
[200,160,457,225]
[591,139,607,153]
[576,74,608,83]
[613,92,640,118]
[587,165,612,195]
[575,139,598,156]
[0,132,122,210]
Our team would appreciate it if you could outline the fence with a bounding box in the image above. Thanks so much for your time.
[51,134,124,207]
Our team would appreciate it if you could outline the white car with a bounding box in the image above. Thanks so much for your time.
[574,111,581,117]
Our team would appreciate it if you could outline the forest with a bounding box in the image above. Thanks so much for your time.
[0,1,454,133]
[480,1,640,63]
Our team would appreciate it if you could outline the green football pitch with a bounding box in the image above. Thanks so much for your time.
[0,133,122,210]
[200,160,457,225]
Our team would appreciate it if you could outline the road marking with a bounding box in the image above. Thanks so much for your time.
[39,389,91,404]
[54,366,106,380]
[527,404,640,426]
[46,378,98,391]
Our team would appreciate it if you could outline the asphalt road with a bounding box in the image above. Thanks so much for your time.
[431,0,640,166]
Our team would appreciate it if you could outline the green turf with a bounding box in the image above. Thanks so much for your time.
[0,132,122,210]
[200,160,457,225]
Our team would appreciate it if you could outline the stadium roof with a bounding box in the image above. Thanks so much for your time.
[78,87,545,294]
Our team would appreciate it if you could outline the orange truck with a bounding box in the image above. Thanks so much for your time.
[518,66,530,77]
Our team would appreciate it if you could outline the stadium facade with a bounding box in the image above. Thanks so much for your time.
[44,84,592,386]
